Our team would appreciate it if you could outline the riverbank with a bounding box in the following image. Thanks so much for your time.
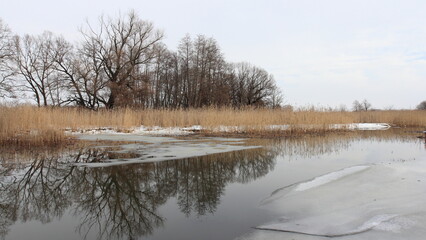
[1,106,425,146]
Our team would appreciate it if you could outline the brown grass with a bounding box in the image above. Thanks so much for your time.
[1,106,425,146]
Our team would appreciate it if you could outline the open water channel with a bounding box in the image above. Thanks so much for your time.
[1,129,425,240]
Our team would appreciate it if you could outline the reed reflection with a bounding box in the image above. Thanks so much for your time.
[259,128,419,160]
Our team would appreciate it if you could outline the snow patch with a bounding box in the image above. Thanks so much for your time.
[66,123,390,137]
[333,123,391,130]
[67,125,203,136]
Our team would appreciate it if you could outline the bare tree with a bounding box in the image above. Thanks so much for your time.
[231,62,276,107]
[13,32,68,106]
[80,11,164,108]
[352,100,362,111]
[337,104,347,112]
[361,99,372,111]
[177,34,193,108]
[267,85,284,108]
[383,105,394,110]
[192,35,226,107]
[0,19,14,98]
[352,99,372,111]
[147,43,181,108]
[52,36,109,109]
[417,100,426,110]
[3,12,283,109]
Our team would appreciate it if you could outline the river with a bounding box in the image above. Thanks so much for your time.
[1,129,425,240]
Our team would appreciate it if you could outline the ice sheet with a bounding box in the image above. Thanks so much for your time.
[252,163,426,238]
[73,134,261,167]
[260,165,370,206]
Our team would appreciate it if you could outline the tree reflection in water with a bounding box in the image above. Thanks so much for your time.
[0,147,276,240]
[0,129,415,240]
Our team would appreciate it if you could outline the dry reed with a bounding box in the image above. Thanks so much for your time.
[1,105,425,146]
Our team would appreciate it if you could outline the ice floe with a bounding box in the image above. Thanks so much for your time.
[253,163,426,238]
[73,133,260,167]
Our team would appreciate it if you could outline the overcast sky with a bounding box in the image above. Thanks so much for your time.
[1,0,426,109]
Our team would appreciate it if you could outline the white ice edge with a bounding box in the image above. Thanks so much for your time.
[65,123,391,136]
[294,165,370,191]
[260,165,371,206]
[357,214,398,233]
[256,214,400,237]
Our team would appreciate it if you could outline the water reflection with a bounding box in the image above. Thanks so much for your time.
[258,128,420,160]
[0,147,276,240]
[0,129,422,240]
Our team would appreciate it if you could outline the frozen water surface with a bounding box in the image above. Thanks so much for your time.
[237,133,426,240]
[74,133,259,167]
[255,164,426,237]
[1,129,426,240]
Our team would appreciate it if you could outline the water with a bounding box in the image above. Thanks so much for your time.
[0,129,425,240]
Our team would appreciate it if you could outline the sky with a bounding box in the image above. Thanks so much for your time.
[1,0,426,109]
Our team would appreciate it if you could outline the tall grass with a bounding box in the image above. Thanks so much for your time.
[1,105,425,146]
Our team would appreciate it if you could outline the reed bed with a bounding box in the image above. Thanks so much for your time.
[1,106,425,146]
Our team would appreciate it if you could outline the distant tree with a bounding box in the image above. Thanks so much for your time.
[361,99,372,111]
[353,99,372,111]
[337,104,347,112]
[383,105,394,110]
[281,104,293,112]
[0,19,14,98]
[352,100,362,111]
[417,100,426,110]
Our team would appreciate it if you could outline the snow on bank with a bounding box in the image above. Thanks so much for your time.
[211,123,391,133]
[333,123,391,130]
[66,125,203,136]
[66,123,391,136]
[132,125,203,135]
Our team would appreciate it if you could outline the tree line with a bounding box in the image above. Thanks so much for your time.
[0,11,283,109]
